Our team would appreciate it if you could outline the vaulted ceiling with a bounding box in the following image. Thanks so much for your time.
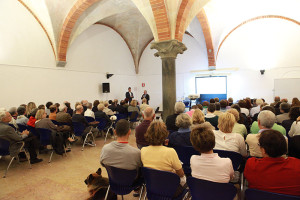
[17,0,300,73]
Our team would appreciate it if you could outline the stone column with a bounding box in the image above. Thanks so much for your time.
[151,40,187,121]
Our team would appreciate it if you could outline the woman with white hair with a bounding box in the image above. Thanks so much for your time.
[213,113,247,156]
[168,113,192,147]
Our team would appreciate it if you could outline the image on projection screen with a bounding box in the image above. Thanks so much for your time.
[196,76,227,94]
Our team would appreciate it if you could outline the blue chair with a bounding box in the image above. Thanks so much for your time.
[8,124,17,131]
[213,149,244,197]
[51,120,59,125]
[72,122,95,151]
[95,118,107,132]
[36,128,66,163]
[17,124,28,132]
[27,126,39,137]
[187,176,237,200]
[174,146,200,175]
[115,113,128,122]
[0,138,31,178]
[104,165,144,200]
[142,167,188,200]
[245,188,300,200]
[213,149,243,171]
[85,116,95,123]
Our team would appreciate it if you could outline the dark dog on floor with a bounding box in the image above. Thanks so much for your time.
[84,168,117,200]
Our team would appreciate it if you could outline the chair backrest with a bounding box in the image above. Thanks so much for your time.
[72,122,85,136]
[174,146,200,175]
[104,165,138,195]
[27,126,39,137]
[85,116,95,123]
[213,149,243,171]
[95,118,107,130]
[142,167,180,200]
[245,188,300,200]
[0,138,10,156]
[51,120,59,125]
[187,176,237,200]
[128,111,138,122]
[288,135,300,159]
[115,113,128,122]
[36,128,52,146]
[17,124,28,132]
[8,124,17,131]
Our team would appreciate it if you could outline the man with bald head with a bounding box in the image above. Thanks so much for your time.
[0,111,42,164]
[135,107,155,149]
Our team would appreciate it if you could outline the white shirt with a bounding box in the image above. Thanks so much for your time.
[250,106,260,117]
[240,108,249,116]
[191,153,234,183]
[84,108,95,119]
[288,121,300,137]
[213,130,247,157]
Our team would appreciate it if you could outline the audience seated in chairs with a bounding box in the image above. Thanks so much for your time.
[45,101,53,116]
[56,105,72,125]
[48,105,57,121]
[0,111,42,164]
[168,113,192,147]
[291,97,300,107]
[64,101,73,117]
[227,109,247,138]
[238,100,250,117]
[166,101,185,132]
[139,98,149,112]
[244,129,300,196]
[115,100,128,114]
[205,103,219,130]
[27,108,38,128]
[276,102,290,124]
[282,106,300,134]
[127,100,140,115]
[25,102,36,118]
[141,121,187,198]
[231,104,250,131]
[288,116,300,138]
[250,106,286,135]
[84,102,95,119]
[190,123,234,183]
[100,119,142,197]
[35,109,75,144]
[103,101,115,116]
[92,100,99,113]
[246,110,287,158]
[191,109,215,130]
[213,102,223,116]
[16,106,29,126]
[95,103,112,132]
[135,107,154,149]
[250,98,264,118]
[72,105,99,144]
[213,112,247,157]
[270,96,280,107]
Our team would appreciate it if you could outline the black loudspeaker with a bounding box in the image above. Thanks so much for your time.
[102,83,110,93]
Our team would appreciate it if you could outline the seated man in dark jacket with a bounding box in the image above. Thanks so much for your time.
[166,102,186,132]
[115,100,128,114]
[95,104,112,134]
[0,111,42,164]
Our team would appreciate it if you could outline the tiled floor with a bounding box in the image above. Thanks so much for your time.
[0,131,139,200]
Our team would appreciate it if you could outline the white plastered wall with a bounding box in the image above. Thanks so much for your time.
[0,1,137,109]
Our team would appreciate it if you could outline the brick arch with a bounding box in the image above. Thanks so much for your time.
[197,9,215,66]
[149,0,171,41]
[18,0,56,58]
[175,0,196,42]
[216,15,300,59]
[58,0,100,62]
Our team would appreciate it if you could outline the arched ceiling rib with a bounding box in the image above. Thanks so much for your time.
[216,15,300,59]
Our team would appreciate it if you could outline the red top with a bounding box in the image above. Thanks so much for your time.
[27,116,36,127]
[244,157,300,196]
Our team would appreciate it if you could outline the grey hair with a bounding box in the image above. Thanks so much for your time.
[143,107,154,118]
[175,113,192,129]
[87,102,92,109]
[0,111,7,121]
[174,102,185,114]
[8,107,17,115]
[97,103,105,111]
[59,105,67,112]
[258,110,276,128]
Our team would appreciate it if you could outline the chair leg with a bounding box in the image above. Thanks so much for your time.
[3,157,15,178]
[104,185,110,200]
[139,185,145,200]
[143,191,147,200]
[121,195,124,200]
[23,150,32,169]
[82,135,89,151]
[91,132,96,147]
[104,128,110,144]
[48,150,54,163]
